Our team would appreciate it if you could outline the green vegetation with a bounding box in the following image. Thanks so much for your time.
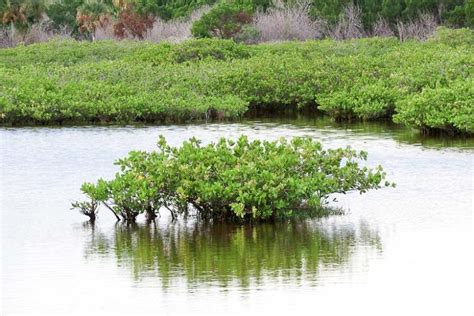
[191,1,253,39]
[1,28,473,134]
[393,79,474,134]
[311,0,474,28]
[73,136,392,222]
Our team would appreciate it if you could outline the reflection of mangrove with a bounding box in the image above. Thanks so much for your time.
[392,130,474,149]
[83,220,382,288]
[251,116,474,150]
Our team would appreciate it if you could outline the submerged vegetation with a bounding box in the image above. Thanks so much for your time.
[1,27,473,134]
[73,136,392,222]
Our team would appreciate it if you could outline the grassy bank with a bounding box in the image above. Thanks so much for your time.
[1,27,473,134]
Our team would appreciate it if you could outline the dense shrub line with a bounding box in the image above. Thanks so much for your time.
[0,28,473,133]
[73,136,392,222]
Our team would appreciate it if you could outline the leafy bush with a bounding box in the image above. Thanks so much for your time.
[0,63,247,124]
[318,82,397,120]
[393,79,474,134]
[73,136,393,222]
[191,1,253,39]
[70,182,108,221]
[0,37,251,67]
[1,28,473,134]
[169,38,251,62]
[0,39,152,67]
[428,26,474,47]
[45,0,84,35]
[467,0,474,27]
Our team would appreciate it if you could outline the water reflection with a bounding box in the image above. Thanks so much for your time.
[83,219,382,289]
[243,115,474,150]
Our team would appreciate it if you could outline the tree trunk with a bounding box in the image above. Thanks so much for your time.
[11,22,15,41]
[145,206,157,222]
[88,212,96,222]
[102,202,121,221]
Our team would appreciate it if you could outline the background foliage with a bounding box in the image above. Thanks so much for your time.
[1,28,472,134]
[1,0,473,38]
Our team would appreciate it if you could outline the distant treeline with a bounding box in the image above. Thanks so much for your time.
[311,0,472,28]
[1,0,472,38]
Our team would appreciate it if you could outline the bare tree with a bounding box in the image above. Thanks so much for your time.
[397,13,437,41]
[253,0,326,42]
[0,17,72,48]
[145,6,212,43]
[372,16,394,37]
[329,4,365,40]
[0,27,14,48]
[94,22,115,40]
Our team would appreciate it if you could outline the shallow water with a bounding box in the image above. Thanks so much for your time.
[1,117,473,315]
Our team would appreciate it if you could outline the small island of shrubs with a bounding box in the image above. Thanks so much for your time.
[72,136,393,222]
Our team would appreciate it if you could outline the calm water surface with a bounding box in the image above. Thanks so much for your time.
[1,117,473,315]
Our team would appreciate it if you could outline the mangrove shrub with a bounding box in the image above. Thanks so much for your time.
[1,28,472,134]
[73,136,393,222]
